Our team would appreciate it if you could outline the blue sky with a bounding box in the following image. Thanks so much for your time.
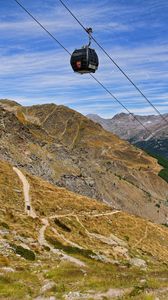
[0,0,168,117]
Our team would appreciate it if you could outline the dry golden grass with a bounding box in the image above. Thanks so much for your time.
[1,159,168,263]
[1,159,168,299]
[25,164,168,263]
[0,160,41,240]
[0,160,24,212]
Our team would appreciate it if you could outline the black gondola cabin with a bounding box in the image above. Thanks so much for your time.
[70,47,99,74]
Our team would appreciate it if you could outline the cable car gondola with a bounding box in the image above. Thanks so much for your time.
[70,28,99,74]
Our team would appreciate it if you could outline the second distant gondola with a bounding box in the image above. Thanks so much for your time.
[70,28,99,74]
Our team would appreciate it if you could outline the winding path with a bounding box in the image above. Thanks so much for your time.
[38,218,85,267]
[13,167,37,218]
[49,210,120,220]
[12,166,122,267]
[13,167,85,267]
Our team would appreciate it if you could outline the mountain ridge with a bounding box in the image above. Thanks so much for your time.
[87,112,168,159]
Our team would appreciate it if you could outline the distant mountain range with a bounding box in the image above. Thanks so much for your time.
[87,113,168,159]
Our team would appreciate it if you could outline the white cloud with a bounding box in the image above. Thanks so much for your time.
[0,0,167,117]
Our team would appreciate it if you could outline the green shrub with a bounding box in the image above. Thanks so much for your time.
[162,223,168,227]
[54,218,71,232]
[0,222,9,229]
[10,244,35,261]
[47,236,95,258]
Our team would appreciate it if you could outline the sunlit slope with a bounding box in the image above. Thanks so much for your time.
[0,159,168,299]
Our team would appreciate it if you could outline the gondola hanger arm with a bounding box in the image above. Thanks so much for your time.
[86,27,93,47]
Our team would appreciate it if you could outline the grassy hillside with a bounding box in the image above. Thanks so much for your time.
[0,160,168,299]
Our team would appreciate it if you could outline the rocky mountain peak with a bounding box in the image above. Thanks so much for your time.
[112,112,130,120]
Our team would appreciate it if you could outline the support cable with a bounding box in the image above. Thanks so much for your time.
[58,0,168,125]
[13,0,163,144]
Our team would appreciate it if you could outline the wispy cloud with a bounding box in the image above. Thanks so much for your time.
[0,0,168,117]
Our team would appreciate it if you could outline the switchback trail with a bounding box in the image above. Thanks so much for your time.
[13,167,85,267]
[13,166,121,267]
[38,218,86,267]
[49,210,120,220]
